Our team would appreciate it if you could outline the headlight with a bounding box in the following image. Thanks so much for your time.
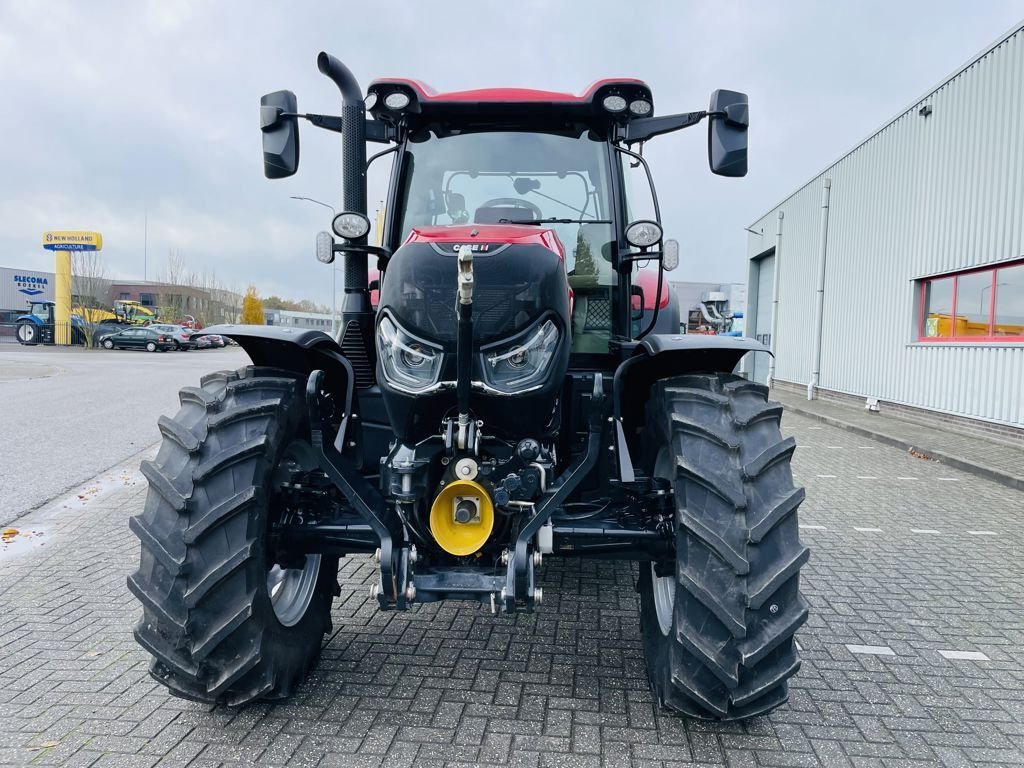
[628,99,652,116]
[602,95,627,113]
[625,220,662,249]
[377,315,443,391]
[481,319,560,393]
[384,91,411,110]
[332,211,371,240]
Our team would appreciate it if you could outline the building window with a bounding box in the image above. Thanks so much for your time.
[919,260,1024,341]
[139,293,157,307]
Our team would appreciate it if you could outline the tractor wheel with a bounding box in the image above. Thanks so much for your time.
[128,366,339,706]
[16,322,38,345]
[638,373,809,720]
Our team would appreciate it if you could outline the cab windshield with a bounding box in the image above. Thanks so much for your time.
[396,130,619,352]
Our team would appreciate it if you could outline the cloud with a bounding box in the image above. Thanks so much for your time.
[1,0,1022,303]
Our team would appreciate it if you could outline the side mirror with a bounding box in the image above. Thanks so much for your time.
[708,89,748,177]
[260,90,300,179]
[663,239,680,271]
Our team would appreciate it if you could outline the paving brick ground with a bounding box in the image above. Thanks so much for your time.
[772,389,1024,491]
[1,412,1023,767]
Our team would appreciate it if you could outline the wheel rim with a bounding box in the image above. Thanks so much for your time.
[652,445,676,636]
[17,325,33,342]
[104,340,112,348]
[268,439,322,627]
[652,563,676,636]
[267,554,322,627]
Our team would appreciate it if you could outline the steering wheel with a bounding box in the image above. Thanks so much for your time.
[479,197,543,220]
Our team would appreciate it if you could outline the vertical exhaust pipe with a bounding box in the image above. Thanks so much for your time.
[317,52,375,383]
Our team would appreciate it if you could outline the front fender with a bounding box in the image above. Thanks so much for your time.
[636,332,768,369]
[614,332,770,435]
[197,324,355,400]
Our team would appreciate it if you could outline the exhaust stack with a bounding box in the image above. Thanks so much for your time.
[317,52,375,383]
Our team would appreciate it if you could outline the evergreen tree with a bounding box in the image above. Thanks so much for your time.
[573,230,598,289]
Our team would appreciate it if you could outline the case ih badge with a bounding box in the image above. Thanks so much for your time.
[129,52,808,722]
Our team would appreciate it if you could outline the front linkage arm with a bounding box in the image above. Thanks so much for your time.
[305,370,410,609]
[503,373,605,612]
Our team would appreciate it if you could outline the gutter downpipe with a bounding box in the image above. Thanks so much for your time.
[766,210,783,389]
[807,178,831,400]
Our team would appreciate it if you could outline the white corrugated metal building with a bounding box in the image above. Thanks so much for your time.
[744,23,1024,437]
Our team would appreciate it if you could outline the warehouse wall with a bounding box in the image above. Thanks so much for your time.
[747,24,1024,427]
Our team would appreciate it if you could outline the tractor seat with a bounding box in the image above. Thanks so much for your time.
[474,206,537,224]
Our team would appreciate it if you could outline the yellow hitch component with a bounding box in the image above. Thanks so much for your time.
[429,479,494,556]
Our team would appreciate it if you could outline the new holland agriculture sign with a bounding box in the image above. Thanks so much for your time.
[41,231,103,251]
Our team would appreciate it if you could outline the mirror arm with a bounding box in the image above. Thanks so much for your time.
[333,242,392,267]
[280,112,395,143]
[623,110,707,143]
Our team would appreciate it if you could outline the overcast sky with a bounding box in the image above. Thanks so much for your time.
[2,1,1021,303]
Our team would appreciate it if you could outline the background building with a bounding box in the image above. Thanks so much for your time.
[745,23,1024,440]
[1,266,55,323]
[264,308,334,330]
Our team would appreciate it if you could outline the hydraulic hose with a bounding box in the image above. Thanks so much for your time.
[456,247,474,448]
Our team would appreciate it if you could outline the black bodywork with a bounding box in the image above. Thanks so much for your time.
[213,52,763,612]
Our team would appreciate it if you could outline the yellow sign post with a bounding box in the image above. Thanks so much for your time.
[42,231,103,346]
[41,231,103,251]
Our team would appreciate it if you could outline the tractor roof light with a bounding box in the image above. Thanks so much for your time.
[364,92,378,110]
[332,211,371,240]
[383,91,411,110]
[602,95,627,113]
[625,220,663,249]
[628,99,653,116]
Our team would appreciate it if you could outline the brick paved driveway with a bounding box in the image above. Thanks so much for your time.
[1,412,1022,767]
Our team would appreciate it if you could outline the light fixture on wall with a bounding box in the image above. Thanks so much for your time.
[919,104,933,118]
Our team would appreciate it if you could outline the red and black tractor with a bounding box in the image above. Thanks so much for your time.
[129,52,808,720]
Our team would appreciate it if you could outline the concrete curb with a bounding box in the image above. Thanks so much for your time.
[780,401,1023,492]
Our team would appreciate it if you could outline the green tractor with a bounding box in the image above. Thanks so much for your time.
[129,53,808,720]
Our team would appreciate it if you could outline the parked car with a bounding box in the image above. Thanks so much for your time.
[93,322,133,344]
[193,333,226,349]
[100,327,176,352]
[147,323,194,350]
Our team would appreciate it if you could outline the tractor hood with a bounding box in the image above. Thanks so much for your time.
[375,224,572,443]
[380,225,569,347]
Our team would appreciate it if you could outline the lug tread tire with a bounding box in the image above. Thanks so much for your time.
[129,366,337,706]
[639,373,808,721]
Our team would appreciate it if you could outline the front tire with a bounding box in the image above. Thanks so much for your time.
[102,338,114,350]
[16,322,38,345]
[128,366,338,705]
[638,373,809,720]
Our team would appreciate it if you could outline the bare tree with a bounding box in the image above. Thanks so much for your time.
[159,249,188,321]
[71,251,111,348]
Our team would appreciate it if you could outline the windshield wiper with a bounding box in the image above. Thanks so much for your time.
[498,218,612,225]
